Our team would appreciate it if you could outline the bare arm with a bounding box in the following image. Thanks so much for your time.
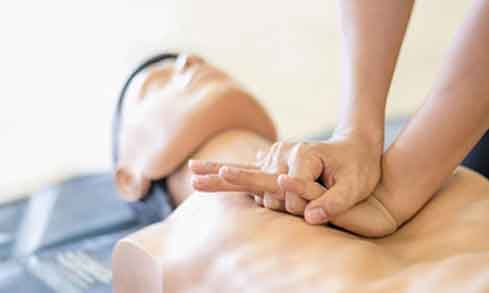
[190,1,489,237]
[335,0,414,144]
[379,0,489,224]
[191,1,417,234]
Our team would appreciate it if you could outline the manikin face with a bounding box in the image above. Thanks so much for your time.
[121,54,239,116]
[115,54,275,200]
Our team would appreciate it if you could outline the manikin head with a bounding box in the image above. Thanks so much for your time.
[114,53,276,201]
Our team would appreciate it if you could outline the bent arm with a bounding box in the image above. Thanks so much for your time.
[379,0,489,224]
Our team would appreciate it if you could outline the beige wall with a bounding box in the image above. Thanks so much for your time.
[0,1,472,198]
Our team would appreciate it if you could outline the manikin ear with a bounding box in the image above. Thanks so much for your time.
[115,165,151,202]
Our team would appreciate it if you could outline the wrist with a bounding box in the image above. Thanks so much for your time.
[332,124,384,155]
[334,123,384,155]
[335,92,387,148]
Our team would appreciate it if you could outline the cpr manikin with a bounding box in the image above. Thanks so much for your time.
[112,54,489,292]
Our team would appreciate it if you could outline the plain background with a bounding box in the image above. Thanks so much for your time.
[0,1,472,199]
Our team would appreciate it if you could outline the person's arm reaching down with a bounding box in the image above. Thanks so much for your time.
[377,0,489,226]
[335,0,415,142]
[291,0,417,224]
[191,0,489,237]
[191,1,415,226]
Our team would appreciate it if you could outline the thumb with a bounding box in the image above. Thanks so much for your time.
[277,175,326,201]
[304,182,356,225]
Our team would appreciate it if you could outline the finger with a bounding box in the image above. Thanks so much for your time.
[284,144,323,214]
[257,142,280,170]
[280,147,308,215]
[304,182,360,225]
[278,175,326,200]
[284,192,306,216]
[191,175,260,193]
[254,195,264,206]
[286,144,323,186]
[219,166,280,194]
[189,160,257,175]
[263,194,285,211]
[264,191,286,202]
[262,146,289,202]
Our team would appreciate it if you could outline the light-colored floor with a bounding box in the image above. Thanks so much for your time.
[0,1,472,199]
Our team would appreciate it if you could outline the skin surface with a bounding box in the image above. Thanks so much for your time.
[114,130,489,293]
[192,0,489,234]
[188,1,415,225]
[191,138,392,230]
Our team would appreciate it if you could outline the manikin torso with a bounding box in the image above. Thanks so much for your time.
[114,167,489,293]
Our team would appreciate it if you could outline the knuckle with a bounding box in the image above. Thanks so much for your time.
[296,142,308,152]
[276,141,296,156]
[324,196,348,217]
[262,153,278,170]
[275,141,285,151]
[304,182,323,200]
[288,144,306,166]
[270,142,282,153]
[263,155,287,175]
[275,141,288,158]
[293,142,308,155]
[264,194,279,210]
[269,141,295,168]
[297,143,315,159]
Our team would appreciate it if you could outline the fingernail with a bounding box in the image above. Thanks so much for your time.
[254,195,263,206]
[263,195,273,207]
[286,197,298,211]
[264,195,280,210]
[306,207,327,224]
[284,191,296,203]
[278,174,287,182]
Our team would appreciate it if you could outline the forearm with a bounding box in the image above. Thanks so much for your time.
[381,0,489,223]
[335,0,414,144]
